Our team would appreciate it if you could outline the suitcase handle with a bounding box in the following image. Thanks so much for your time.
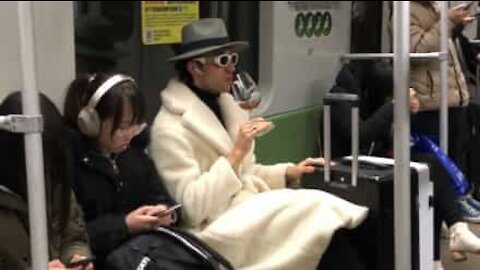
[323,93,359,187]
[324,93,360,106]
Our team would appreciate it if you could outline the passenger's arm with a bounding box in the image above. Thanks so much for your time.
[332,98,393,151]
[230,119,292,189]
[149,128,243,227]
[410,3,470,53]
[143,152,181,224]
[249,156,292,190]
[410,7,442,53]
[85,213,130,259]
[59,193,92,264]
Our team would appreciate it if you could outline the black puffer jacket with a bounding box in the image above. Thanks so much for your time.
[68,129,178,268]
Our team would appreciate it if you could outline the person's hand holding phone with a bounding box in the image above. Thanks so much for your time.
[449,3,475,25]
[125,205,165,233]
[146,204,179,226]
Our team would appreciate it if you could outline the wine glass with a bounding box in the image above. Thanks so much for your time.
[232,71,261,110]
[231,71,274,136]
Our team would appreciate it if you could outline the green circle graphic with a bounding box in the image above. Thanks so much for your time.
[294,11,333,38]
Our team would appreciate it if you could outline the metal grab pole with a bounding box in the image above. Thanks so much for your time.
[17,2,49,270]
[393,2,411,270]
[439,1,449,152]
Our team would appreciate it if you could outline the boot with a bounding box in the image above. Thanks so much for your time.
[449,222,480,261]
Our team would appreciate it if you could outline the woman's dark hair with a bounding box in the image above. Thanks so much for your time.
[0,92,71,235]
[171,44,195,85]
[174,60,194,86]
[63,73,145,136]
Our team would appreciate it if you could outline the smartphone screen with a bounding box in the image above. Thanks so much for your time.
[159,204,182,217]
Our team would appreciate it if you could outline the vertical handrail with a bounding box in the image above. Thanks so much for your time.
[439,1,449,152]
[351,107,359,187]
[393,2,411,270]
[17,1,49,270]
[323,105,331,182]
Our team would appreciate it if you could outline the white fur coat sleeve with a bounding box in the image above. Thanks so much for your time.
[150,124,243,227]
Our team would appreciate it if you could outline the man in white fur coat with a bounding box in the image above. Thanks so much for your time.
[149,18,369,270]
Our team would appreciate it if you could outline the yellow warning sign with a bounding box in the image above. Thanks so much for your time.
[141,1,199,45]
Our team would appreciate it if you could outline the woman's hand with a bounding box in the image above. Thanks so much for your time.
[449,4,474,26]
[125,205,165,233]
[145,204,176,226]
[409,88,420,114]
[228,118,273,171]
[285,157,325,185]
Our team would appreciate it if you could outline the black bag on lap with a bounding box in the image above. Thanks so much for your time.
[106,227,233,270]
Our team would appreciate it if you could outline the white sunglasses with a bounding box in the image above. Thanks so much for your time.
[194,52,239,68]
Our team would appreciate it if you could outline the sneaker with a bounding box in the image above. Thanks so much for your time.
[449,222,480,261]
[457,197,480,223]
[466,194,480,212]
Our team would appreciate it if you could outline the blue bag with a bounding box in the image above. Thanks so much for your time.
[411,133,469,197]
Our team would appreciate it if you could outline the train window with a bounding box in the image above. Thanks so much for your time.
[73,1,259,122]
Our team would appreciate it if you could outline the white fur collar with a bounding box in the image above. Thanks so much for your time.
[161,79,249,155]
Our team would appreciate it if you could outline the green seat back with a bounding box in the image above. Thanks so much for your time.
[255,105,322,164]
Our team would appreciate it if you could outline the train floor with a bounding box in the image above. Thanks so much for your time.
[441,223,480,270]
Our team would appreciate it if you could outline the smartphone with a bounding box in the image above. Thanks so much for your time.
[65,256,95,268]
[158,204,182,217]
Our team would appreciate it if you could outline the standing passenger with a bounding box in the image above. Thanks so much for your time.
[410,1,472,181]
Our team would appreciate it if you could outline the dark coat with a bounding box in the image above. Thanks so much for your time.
[329,63,394,158]
[0,187,91,269]
[68,129,178,267]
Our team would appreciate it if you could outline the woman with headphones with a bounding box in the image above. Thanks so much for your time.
[63,73,179,269]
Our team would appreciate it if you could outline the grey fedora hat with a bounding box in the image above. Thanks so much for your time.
[168,18,249,62]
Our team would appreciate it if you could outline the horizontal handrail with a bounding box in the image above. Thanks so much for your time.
[341,52,447,61]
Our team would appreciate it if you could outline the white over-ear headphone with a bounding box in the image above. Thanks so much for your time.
[77,74,135,137]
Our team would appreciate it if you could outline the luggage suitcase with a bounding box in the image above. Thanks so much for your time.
[302,93,433,270]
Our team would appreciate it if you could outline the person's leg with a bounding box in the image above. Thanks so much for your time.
[448,107,469,173]
[412,153,461,226]
[411,108,468,171]
[412,153,480,261]
[411,111,439,138]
